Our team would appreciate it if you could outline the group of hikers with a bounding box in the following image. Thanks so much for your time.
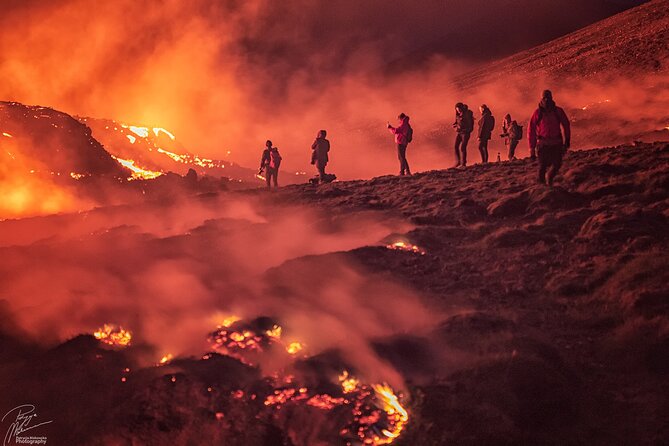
[259,89,571,188]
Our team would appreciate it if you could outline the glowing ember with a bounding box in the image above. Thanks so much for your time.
[339,371,360,394]
[266,324,282,340]
[70,172,86,179]
[386,241,425,255]
[264,387,308,408]
[286,341,304,355]
[93,324,132,347]
[209,325,265,358]
[159,354,173,365]
[2,132,12,138]
[307,394,347,410]
[111,155,163,180]
[219,315,241,328]
[207,317,409,444]
[126,134,137,144]
[255,174,266,181]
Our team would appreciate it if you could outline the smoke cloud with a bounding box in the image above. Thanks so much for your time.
[0,194,450,385]
[0,0,654,181]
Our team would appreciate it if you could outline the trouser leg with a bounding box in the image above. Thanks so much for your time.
[273,169,279,187]
[509,140,518,159]
[317,162,326,182]
[547,147,564,186]
[461,133,470,165]
[479,139,489,163]
[537,145,549,183]
[398,144,409,174]
[454,134,462,166]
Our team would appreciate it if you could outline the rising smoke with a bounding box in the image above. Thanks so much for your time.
[0,0,656,180]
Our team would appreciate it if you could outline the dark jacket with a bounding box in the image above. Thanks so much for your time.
[529,98,571,149]
[454,106,474,134]
[311,137,330,164]
[502,120,520,144]
[478,109,495,140]
[260,147,282,169]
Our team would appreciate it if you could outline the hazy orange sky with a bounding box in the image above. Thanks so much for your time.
[0,0,647,175]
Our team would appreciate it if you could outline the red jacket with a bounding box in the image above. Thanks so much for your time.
[528,103,570,149]
[389,117,411,145]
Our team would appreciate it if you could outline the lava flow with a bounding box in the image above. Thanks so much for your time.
[206,316,410,444]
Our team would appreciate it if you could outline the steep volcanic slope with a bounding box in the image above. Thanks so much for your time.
[0,101,266,218]
[455,0,669,86]
[0,101,125,177]
[255,143,669,444]
[431,0,669,155]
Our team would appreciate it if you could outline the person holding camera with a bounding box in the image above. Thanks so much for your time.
[387,113,413,176]
[259,140,282,189]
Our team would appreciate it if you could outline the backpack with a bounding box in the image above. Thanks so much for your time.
[406,125,413,143]
[466,110,475,133]
[269,149,282,169]
[510,121,523,140]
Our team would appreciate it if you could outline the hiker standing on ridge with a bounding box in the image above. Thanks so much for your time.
[529,90,571,186]
[311,129,331,183]
[453,103,474,168]
[501,114,522,160]
[477,104,495,164]
[259,140,282,189]
[388,113,413,176]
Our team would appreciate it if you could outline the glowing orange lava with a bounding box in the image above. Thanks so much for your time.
[111,155,162,180]
[386,241,426,255]
[93,324,132,347]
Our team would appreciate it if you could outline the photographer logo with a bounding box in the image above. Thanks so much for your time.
[2,405,52,445]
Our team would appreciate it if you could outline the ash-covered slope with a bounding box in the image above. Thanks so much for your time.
[0,143,667,445]
[456,0,669,87]
[260,143,669,444]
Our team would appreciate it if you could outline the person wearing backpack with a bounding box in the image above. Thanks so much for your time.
[501,114,522,160]
[259,140,282,189]
[453,103,474,168]
[387,113,413,176]
[528,90,571,186]
[311,129,331,183]
[477,104,495,164]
